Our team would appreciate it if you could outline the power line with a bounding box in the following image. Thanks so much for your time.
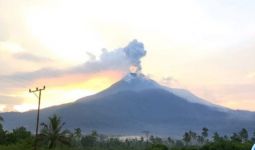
[29,86,46,150]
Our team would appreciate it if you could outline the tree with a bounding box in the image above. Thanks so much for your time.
[189,131,197,139]
[197,135,204,144]
[142,130,150,143]
[0,115,3,130]
[74,128,82,138]
[91,130,98,137]
[12,126,32,142]
[81,131,98,148]
[202,128,208,139]
[239,128,248,143]
[183,132,191,145]
[151,136,163,144]
[0,130,7,145]
[175,140,184,147]
[181,130,199,145]
[167,137,175,145]
[212,132,222,142]
[71,128,82,147]
[0,115,6,144]
[146,143,168,150]
[39,114,71,149]
[251,131,255,142]
[230,133,241,142]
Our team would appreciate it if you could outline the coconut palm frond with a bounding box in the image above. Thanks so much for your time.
[39,114,70,149]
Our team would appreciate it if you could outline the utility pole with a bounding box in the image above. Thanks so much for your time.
[29,86,46,150]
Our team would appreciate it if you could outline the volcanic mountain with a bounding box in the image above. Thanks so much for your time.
[1,73,255,137]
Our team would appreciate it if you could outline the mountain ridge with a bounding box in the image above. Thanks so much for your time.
[1,73,255,137]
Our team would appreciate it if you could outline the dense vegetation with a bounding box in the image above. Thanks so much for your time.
[0,114,254,150]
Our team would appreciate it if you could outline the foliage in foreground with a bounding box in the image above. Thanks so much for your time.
[0,114,255,150]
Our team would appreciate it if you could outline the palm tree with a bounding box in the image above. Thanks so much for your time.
[201,127,209,143]
[0,115,4,129]
[74,128,82,138]
[0,115,5,143]
[183,132,191,145]
[239,128,248,143]
[202,127,208,138]
[39,114,71,149]
[72,128,82,147]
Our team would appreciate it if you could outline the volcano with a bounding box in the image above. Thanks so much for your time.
[1,73,255,137]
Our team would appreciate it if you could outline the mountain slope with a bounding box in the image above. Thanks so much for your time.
[80,73,226,110]
[1,73,255,137]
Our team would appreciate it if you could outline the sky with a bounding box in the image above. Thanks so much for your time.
[0,0,255,112]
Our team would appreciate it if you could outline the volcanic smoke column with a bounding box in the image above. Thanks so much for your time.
[123,40,146,74]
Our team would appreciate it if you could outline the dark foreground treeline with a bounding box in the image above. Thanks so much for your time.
[0,114,254,150]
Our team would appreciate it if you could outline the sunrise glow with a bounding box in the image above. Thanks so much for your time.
[0,0,255,112]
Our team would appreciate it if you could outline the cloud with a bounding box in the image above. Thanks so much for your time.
[0,95,24,105]
[0,39,147,88]
[13,52,52,62]
[160,76,178,86]
[0,68,63,88]
[0,40,56,77]
[2,105,16,112]
[194,83,255,105]
[220,83,255,95]
[86,52,96,61]
[75,39,146,73]
[0,39,147,112]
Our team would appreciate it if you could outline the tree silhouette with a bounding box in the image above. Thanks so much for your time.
[239,128,248,143]
[142,130,150,143]
[146,143,168,150]
[251,131,255,142]
[0,115,4,135]
[39,114,71,149]
[12,126,31,141]
[0,115,3,128]
[74,128,81,138]
[212,132,222,142]
[183,132,191,145]
[202,127,208,138]
[0,116,5,145]
[81,131,98,148]
[230,132,241,142]
[71,128,82,147]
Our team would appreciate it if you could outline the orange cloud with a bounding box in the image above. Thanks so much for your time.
[11,70,125,112]
[34,70,123,90]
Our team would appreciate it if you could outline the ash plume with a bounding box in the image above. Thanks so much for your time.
[123,39,146,73]
[0,39,147,87]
